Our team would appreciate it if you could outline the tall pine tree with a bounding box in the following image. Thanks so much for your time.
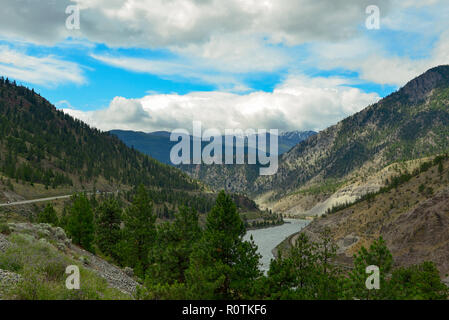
[186,191,261,299]
[121,184,156,278]
[66,193,95,252]
[95,197,122,261]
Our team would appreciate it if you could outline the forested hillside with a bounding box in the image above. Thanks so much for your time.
[0,77,199,191]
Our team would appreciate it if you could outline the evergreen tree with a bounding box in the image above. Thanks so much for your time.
[121,184,156,278]
[95,198,122,261]
[314,228,344,299]
[346,237,393,300]
[264,233,320,299]
[66,193,95,252]
[141,206,202,299]
[186,191,261,299]
[346,237,448,300]
[37,203,59,226]
[147,206,201,285]
[386,261,448,299]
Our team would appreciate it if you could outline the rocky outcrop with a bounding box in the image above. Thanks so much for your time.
[71,245,138,296]
[0,234,11,252]
[8,223,72,250]
[400,65,449,104]
[0,269,21,299]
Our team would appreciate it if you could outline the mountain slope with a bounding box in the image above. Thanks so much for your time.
[301,155,449,277]
[110,130,176,165]
[251,65,449,207]
[0,78,200,197]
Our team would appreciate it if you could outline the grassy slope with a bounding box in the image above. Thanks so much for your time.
[0,225,133,300]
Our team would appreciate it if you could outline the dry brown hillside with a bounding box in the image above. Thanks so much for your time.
[302,156,449,277]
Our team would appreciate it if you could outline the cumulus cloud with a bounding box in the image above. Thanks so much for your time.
[1,0,446,88]
[0,0,390,47]
[308,29,449,87]
[0,46,85,86]
[0,0,391,83]
[62,75,380,133]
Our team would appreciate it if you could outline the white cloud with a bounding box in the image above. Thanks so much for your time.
[91,53,250,92]
[99,0,392,48]
[171,34,290,74]
[308,30,449,87]
[2,0,386,47]
[91,34,290,91]
[1,0,447,89]
[62,75,380,133]
[0,0,391,77]
[0,46,85,87]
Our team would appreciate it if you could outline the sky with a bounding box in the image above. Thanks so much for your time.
[0,0,448,133]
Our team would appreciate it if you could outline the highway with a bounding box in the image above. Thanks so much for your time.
[0,194,73,207]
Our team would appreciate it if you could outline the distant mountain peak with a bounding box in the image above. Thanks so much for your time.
[280,130,316,138]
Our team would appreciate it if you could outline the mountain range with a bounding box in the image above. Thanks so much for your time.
[110,129,316,165]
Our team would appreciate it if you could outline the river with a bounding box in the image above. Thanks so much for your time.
[243,219,310,272]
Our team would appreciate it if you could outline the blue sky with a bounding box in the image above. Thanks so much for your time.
[0,0,448,132]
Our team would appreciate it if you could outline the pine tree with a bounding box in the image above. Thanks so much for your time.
[147,206,201,285]
[37,203,59,226]
[186,191,261,299]
[265,232,318,299]
[95,198,122,260]
[314,228,344,299]
[386,261,448,299]
[121,184,156,278]
[346,237,392,300]
[66,193,95,252]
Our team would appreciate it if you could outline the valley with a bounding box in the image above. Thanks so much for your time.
[1,66,449,300]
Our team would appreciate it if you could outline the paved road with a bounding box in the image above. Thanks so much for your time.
[0,194,73,207]
[0,191,119,207]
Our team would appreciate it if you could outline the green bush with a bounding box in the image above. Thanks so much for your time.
[0,223,11,235]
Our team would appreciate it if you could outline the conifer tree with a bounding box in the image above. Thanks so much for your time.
[66,193,95,252]
[186,191,261,299]
[386,261,448,299]
[37,203,59,226]
[95,198,122,260]
[264,232,318,299]
[346,237,392,300]
[147,206,201,285]
[122,184,156,277]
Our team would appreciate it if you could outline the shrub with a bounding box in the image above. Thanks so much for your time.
[0,223,11,235]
